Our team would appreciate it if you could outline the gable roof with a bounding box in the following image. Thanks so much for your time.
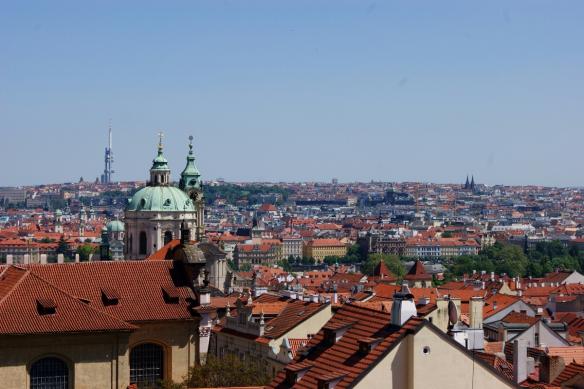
[372,261,397,281]
[266,303,425,389]
[404,260,432,281]
[267,302,517,389]
[263,300,329,339]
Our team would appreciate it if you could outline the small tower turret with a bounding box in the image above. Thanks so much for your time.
[179,135,202,194]
[149,132,171,186]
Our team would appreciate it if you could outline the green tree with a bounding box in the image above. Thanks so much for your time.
[323,256,342,265]
[184,354,271,388]
[362,253,406,278]
[55,236,71,258]
[76,244,96,261]
[277,257,292,272]
[301,256,316,265]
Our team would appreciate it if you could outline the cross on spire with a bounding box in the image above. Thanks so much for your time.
[157,131,165,148]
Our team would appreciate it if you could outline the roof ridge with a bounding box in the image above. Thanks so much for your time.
[0,266,30,307]
[25,271,137,330]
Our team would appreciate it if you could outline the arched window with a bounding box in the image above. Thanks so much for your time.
[164,231,173,245]
[130,343,164,387]
[139,231,147,255]
[30,357,69,389]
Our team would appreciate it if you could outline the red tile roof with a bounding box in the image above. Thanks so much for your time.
[0,266,136,335]
[404,260,432,281]
[551,362,584,386]
[17,261,195,323]
[501,311,539,326]
[266,303,425,389]
[475,352,514,382]
[371,261,397,281]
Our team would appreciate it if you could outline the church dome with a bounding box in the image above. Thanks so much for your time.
[106,220,125,232]
[127,186,195,212]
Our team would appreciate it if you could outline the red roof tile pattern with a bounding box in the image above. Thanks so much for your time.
[501,311,539,326]
[22,261,195,322]
[0,266,136,335]
[262,300,328,339]
[266,303,425,389]
[475,352,514,382]
[546,347,584,365]
[551,362,584,386]
[404,260,432,281]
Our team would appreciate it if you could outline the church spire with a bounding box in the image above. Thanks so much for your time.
[179,135,201,193]
[150,131,171,186]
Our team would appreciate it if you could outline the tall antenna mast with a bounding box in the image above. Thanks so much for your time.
[108,119,112,150]
[101,119,114,184]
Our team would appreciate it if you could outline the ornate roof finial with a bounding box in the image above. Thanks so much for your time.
[158,130,164,148]
[188,135,194,155]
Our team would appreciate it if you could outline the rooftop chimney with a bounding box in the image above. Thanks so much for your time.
[512,340,527,384]
[469,297,483,329]
[540,355,565,384]
[391,283,417,326]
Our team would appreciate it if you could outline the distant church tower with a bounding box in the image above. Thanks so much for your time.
[179,136,205,241]
[124,134,205,259]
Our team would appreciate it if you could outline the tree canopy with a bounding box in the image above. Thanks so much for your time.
[362,253,406,278]
[183,354,271,388]
[448,241,583,278]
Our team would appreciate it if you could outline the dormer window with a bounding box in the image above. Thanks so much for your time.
[358,337,383,354]
[316,371,346,389]
[37,298,56,315]
[162,286,179,304]
[284,361,313,385]
[101,288,120,306]
[323,321,354,345]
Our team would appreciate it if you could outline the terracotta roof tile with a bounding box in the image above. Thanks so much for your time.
[266,303,425,389]
[23,261,194,322]
[551,362,584,386]
[0,266,136,335]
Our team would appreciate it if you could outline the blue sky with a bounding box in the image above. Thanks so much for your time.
[1,1,583,186]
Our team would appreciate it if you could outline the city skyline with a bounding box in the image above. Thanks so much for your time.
[2,1,584,187]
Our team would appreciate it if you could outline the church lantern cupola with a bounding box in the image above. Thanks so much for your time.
[150,132,171,186]
[179,135,202,196]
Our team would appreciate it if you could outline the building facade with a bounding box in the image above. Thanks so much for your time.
[303,239,347,262]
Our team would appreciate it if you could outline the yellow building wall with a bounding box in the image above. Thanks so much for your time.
[129,320,198,383]
[0,332,131,389]
[0,320,198,389]
[410,326,512,389]
[354,326,513,389]
[304,245,348,262]
[353,340,409,389]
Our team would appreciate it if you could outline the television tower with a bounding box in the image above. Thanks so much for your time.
[100,121,114,184]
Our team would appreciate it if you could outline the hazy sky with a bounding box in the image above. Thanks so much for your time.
[1,1,583,187]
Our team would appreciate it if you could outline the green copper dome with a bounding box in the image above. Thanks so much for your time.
[106,220,125,232]
[127,186,195,212]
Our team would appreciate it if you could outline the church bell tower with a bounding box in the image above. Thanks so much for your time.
[179,136,205,241]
